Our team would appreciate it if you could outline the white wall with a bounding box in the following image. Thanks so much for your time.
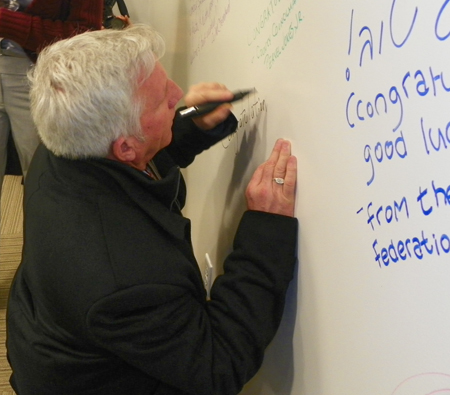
[122,1,450,394]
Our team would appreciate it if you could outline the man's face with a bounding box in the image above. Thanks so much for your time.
[137,62,183,161]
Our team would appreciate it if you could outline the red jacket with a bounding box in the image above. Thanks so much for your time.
[0,0,103,54]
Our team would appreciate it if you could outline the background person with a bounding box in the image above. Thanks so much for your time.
[6,24,298,395]
[0,0,103,223]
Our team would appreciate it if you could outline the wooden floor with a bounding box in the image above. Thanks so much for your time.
[0,176,23,395]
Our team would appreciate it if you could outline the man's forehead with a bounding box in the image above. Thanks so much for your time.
[141,62,166,89]
[137,62,168,108]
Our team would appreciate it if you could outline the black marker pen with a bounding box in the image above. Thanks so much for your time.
[179,88,256,119]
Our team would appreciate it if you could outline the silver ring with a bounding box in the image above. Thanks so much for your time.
[273,178,284,185]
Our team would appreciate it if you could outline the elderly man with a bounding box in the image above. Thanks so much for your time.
[6,24,298,395]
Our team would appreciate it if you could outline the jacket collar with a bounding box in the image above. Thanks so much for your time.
[92,158,189,241]
[43,146,189,240]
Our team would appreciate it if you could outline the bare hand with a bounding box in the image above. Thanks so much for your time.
[184,82,234,130]
[116,15,132,28]
[245,139,297,217]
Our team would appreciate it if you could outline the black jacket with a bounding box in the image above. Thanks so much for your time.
[7,114,298,395]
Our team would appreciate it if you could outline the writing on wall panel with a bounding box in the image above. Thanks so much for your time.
[222,96,267,155]
[347,0,450,268]
[392,372,450,395]
[189,0,231,64]
[247,0,304,69]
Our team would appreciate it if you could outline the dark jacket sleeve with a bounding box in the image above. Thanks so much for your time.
[165,109,238,168]
[86,211,298,395]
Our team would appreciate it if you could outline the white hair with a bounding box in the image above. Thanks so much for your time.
[29,24,166,159]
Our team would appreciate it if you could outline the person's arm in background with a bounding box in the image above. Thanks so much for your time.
[0,0,103,53]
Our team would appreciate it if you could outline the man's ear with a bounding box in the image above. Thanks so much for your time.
[110,137,137,163]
